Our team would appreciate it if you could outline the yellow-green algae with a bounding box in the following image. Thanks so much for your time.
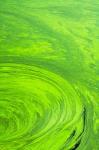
[0,0,99,150]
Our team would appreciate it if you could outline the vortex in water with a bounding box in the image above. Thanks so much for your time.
[0,63,85,150]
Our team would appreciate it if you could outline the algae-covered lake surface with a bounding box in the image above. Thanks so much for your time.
[0,0,99,150]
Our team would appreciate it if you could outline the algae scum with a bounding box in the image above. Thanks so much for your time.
[0,0,99,150]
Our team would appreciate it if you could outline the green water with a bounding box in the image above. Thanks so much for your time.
[0,0,99,150]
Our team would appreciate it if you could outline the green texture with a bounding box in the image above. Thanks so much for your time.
[0,0,99,150]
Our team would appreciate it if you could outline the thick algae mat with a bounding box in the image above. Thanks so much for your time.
[0,0,99,150]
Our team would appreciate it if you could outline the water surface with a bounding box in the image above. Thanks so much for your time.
[0,0,99,150]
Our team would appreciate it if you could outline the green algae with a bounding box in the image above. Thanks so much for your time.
[0,0,99,150]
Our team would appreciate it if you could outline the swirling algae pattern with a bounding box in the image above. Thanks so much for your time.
[0,0,99,150]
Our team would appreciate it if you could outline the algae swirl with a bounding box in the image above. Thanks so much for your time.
[0,0,99,150]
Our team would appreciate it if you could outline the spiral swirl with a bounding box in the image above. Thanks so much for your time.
[0,62,85,150]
